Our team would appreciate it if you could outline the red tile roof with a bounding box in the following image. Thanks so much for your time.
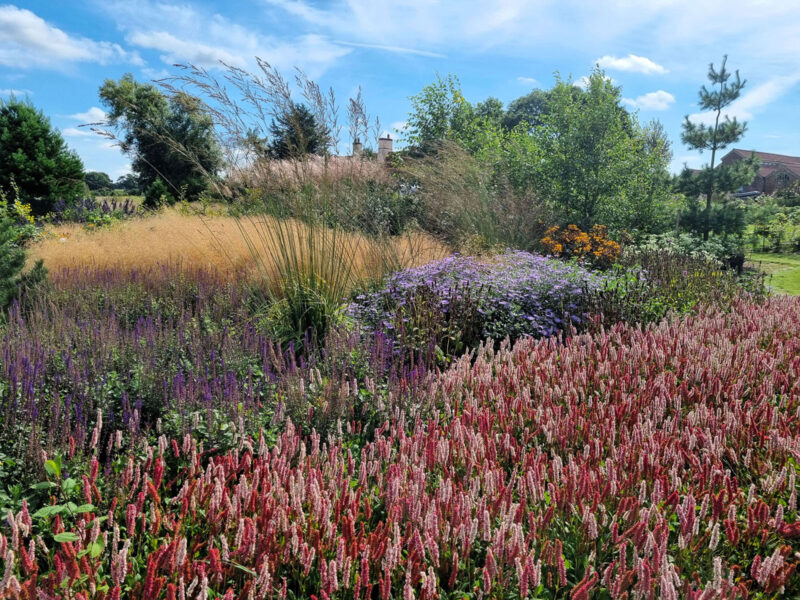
[727,149,800,165]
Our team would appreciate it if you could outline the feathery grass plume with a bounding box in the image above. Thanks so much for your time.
[156,60,427,345]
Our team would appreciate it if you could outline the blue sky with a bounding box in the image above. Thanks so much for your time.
[2,0,799,179]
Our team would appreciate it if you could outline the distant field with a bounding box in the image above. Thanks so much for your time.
[747,252,800,295]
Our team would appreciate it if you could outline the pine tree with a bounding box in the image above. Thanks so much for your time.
[0,99,85,215]
[680,56,759,240]
[268,104,323,159]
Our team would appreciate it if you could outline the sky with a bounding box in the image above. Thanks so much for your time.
[2,0,799,179]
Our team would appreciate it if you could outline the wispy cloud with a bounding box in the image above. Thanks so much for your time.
[335,41,445,59]
[0,5,142,69]
[0,88,33,96]
[103,1,350,76]
[597,54,667,75]
[517,76,539,86]
[689,74,800,124]
[623,90,675,111]
[128,31,244,68]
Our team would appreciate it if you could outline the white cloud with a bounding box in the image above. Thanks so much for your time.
[69,107,107,123]
[61,127,94,138]
[102,1,350,76]
[689,74,800,125]
[0,5,142,69]
[517,76,539,86]
[128,31,244,68]
[391,121,407,132]
[0,88,33,96]
[623,90,675,111]
[596,54,667,75]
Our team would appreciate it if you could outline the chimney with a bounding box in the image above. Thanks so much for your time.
[378,134,393,162]
[352,137,363,157]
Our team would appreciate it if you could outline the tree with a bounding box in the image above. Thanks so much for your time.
[503,89,551,131]
[99,74,222,206]
[404,74,474,148]
[113,173,141,193]
[0,99,84,215]
[533,68,650,229]
[474,97,505,126]
[267,103,323,159]
[85,171,113,193]
[679,56,758,240]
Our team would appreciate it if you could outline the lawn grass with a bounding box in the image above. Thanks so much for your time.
[747,252,800,295]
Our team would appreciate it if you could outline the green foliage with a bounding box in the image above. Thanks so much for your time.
[502,88,555,131]
[532,68,671,231]
[267,103,324,159]
[113,173,141,194]
[631,231,744,267]
[396,141,551,250]
[99,74,222,203]
[679,56,758,239]
[588,248,765,328]
[143,178,171,209]
[0,217,46,312]
[84,171,113,194]
[0,99,85,215]
[404,74,475,149]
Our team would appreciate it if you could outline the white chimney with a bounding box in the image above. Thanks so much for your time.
[377,134,393,162]
[352,137,363,157]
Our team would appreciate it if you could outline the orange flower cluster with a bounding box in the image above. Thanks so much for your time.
[541,224,621,268]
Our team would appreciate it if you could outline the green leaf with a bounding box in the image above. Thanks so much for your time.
[44,459,61,479]
[33,505,66,519]
[74,503,96,514]
[30,481,58,491]
[53,532,80,543]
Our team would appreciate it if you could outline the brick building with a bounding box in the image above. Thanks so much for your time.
[720,149,800,195]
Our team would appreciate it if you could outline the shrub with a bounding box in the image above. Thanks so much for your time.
[0,217,46,312]
[540,224,621,268]
[349,251,604,359]
[143,178,171,208]
[46,197,139,226]
[630,231,745,271]
[586,248,765,328]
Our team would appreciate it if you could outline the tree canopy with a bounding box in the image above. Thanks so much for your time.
[85,171,113,193]
[99,74,222,206]
[532,69,669,230]
[0,99,85,215]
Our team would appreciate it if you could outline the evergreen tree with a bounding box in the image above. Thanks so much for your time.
[267,103,323,159]
[679,56,759,240]
[0,99,85,215]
